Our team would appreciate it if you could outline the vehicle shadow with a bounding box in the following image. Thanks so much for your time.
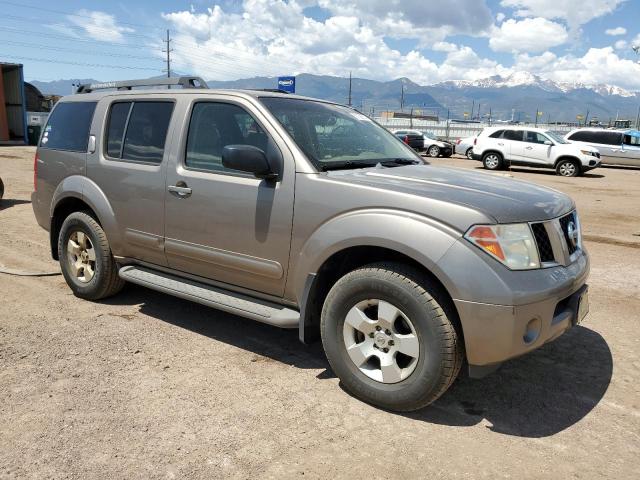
[103,285,612,438]
[473,166,606,178]
[101,284,331,372]
[404,325,612,438]
[0,199,31,210]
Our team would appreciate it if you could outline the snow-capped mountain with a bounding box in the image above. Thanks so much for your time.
[434,72,637,98]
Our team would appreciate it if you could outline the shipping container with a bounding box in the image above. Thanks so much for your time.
[0,62,28,145]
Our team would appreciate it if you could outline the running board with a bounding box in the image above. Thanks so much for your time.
[118,265,299,328]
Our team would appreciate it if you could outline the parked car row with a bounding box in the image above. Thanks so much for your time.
[445,127,639,177]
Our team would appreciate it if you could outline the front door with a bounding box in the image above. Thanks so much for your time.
[519,130,553,165]
[163,98,295,297]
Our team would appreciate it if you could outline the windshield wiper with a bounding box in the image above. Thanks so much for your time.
[378,158,421,167]
[319,160,380,171]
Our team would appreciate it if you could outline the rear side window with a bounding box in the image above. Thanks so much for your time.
[503,130,523,141]
[40,102,96,152]
[488,130,504,138]
[105,101,174,164]
[624,134,640,146]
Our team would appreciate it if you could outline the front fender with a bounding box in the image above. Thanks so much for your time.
[50,175,123,254]
[290,208,463,303]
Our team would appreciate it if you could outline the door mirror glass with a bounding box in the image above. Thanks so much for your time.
[222,145,276,179]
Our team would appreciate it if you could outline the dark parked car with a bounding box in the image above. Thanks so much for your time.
[393,131,424,151]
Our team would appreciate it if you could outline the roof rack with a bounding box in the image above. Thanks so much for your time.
[75,76,208,94]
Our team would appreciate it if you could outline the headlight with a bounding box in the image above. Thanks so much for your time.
[580,149,597,157]
[465,223,540,270]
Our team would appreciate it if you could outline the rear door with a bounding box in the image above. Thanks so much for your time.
[87,97,176,266]
[520,130,553,166]
[163,96,295,296]
[499,129,521,161]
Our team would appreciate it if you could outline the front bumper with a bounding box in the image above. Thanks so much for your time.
[437,240,590,370]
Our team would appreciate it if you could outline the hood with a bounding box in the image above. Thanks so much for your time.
[328,164,574,224]
[559,142,598,154]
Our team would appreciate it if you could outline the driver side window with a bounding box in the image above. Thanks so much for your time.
[185,102,268,174]
[524,131,549,144]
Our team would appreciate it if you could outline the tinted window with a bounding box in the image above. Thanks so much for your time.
[624,134,640,146]
[120,102,174,163]
[569,130,621,145]
[524,131,549,144]
[40,102,96,152]
[503,130,523,141]
[185,102,269,174]
[488,130,504,138]
[105,102,132,158]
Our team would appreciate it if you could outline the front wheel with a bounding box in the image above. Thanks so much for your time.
[482,152,503,170]
[320,263,463,412]
[556,159,580,177]
[58,211,124,300]
[427,145,441,157]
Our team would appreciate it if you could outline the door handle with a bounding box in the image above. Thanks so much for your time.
[497,142,504,146]
[525,146,533,150]
[168,183,192,198]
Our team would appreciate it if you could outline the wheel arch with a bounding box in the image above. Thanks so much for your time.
[292,210,466,346]
[49,176,120,260]
[554,155,581,168]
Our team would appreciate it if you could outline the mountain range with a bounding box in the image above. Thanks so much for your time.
[30,72,640,123]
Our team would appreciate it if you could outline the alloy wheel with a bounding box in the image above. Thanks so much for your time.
[342,299,420,384]
[66,231,96,283]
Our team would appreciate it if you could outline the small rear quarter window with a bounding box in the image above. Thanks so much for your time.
[40,102,97,152]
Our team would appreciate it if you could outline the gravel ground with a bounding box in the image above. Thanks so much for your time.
[0,146,639,479]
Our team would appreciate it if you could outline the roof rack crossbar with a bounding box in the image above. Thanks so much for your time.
[76,76,208,93]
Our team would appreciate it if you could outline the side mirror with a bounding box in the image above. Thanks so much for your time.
[222,145,278,180]
[544,140,553,146]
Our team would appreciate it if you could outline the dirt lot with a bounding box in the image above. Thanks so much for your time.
[1,146,639,479]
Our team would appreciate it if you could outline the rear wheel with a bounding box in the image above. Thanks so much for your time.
[427,145,441,157]
[320,263,463,411]
[482,152,503,170]
[58,211,124,300]
[465,148,473,160]
[556,159,580,177]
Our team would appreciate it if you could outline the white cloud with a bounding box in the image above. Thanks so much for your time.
[614,39,627,49]
[159,0,640,91]
[432,41,458,52]
[605,26,626,35]
[489,18,568,53]
[499,0,627,28]
[496,12,506,22]
[68,9,134,42]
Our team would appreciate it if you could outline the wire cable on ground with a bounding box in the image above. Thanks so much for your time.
[0,262,61,277]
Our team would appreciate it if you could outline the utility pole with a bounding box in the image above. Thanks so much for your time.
[163,29,173,86]
[635,105,640,130]
[471,100,475,121]
[348,71,352,106]
[477,103,481,121]
[535,107,539,127]
[400,84,405,111]
[488,107,492,126]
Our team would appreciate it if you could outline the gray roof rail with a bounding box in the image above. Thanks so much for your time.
[76,76,208,93]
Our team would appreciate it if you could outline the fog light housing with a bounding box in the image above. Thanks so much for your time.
[523,318,541,344]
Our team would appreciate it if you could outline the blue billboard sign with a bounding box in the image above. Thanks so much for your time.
[277,76,296,93]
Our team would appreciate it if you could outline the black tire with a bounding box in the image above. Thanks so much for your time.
[482,152,504,170]
[427,145,441,157]
[555,158,580,177]
[0,177,4,199]
[320,262,464,412]
[465,148,473,160]
[58,211,124,300]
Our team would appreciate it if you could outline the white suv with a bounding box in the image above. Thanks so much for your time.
[472,126,601,177]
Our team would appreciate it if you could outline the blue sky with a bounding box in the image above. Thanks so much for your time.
[1,0,639,89]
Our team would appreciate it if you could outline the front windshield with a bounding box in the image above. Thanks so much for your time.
[545,131,569,144]
[260,97,421,169]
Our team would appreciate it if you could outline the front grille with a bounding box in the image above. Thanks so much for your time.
[531,223,554,262]
[559,212,578,255]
